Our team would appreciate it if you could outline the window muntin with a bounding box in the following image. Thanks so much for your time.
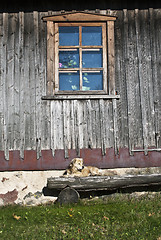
[55,22,107,93]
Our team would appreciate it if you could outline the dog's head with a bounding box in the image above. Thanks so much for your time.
[69,158,84,171]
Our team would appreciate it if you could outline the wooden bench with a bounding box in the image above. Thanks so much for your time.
[47,174,161,204]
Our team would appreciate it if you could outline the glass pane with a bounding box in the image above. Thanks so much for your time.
[82,72,103,90]
[82,27,102,46]
[82,49,102,68]
[59,27,79,46]
[59,72,80,91]
[59,50,79,68]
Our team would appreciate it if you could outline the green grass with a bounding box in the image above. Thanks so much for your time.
[0,194,161,239]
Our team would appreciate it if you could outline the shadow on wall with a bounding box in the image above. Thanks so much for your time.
[1,0,161,13]
[42,184,161,200]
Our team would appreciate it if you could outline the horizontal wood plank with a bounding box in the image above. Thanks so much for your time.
[42,94,120,100]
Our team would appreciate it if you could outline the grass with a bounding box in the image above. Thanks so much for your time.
[0,194,161,239]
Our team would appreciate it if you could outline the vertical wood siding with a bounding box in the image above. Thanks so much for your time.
[0,9,160,161]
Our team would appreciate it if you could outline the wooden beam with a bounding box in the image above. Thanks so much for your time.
[47,174,161,191]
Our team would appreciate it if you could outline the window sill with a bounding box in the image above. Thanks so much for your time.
[42,94,120,100]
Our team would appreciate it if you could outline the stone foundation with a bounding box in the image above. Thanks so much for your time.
[0,167,161,206]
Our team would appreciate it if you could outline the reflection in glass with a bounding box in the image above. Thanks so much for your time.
[82,49,102,68]
[82,72,103,90]
[59,27,79,46]
[59,50,79,68]
[59,72,80,91]
[82,27,102,46]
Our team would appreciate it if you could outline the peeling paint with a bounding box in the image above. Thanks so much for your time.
[0,189,18,204]
[1,177,9,182]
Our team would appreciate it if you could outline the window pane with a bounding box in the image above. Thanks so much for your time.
[82,49,102,68]
[82,72,103,90]
[59,50,79,68]
[59,72,79,91]
[59,27,79,46]
[82,27,102,46]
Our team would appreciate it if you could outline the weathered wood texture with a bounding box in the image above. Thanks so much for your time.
[47,174,161,191]
[0,9,160,161]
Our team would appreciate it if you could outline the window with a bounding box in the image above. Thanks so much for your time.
[43,12,118,99]
[57,23,106,92]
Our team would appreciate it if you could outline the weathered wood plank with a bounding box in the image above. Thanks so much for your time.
[2,13,9,160]
[153,9,161,148]
[13,13,20,150]
[34,11,42,159]
[91,100,97,148]
[112,99,119,155]
[39,12,51,150]
[149,8,160,148]
[24,13,31,150]
[86,100,93,149]
[28,12,36,150]
[77,101,84,150]
[94,100,101,148]
[51,100,64,156]
[82,100,88,149]
[74,100,80,156]
[123,10,136,154]
[115,10,129,148]
[135,9,149,155]
[47,174,161,191]
[51,101,55,156]
[141,10,155,147]
[99,99,106,155]
[104,100,112,148]
[63,100,70,158]
[0,13,4,151]
[7,14,16,150]
[19,12,25,159]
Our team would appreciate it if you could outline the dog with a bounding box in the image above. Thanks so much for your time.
[63,158,117,177]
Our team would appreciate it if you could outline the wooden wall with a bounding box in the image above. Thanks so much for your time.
[0,9,161,166]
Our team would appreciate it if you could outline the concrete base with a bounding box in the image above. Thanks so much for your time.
[0,170,64,206]
[0,167,161,206]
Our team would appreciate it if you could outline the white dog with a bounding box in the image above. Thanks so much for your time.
[63,158,117,177]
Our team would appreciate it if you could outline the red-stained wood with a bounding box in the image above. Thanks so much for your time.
[0,148,161,171]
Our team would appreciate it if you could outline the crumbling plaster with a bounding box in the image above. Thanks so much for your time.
[0,170,64,206]
[0,167,161,206]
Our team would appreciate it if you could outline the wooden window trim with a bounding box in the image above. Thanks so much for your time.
[43,12,118,100]
[55,22,107,94]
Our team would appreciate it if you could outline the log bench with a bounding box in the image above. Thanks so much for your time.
[47,174,161,204]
